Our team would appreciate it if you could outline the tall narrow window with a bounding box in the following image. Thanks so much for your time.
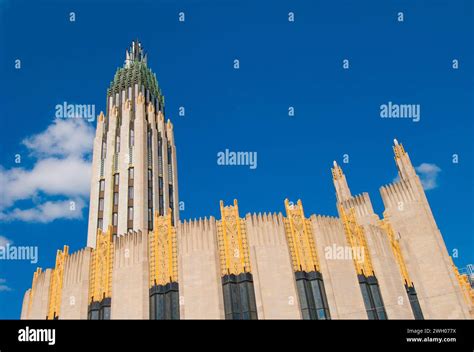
[358,274,387,320]
[148,168,153,230]
[167,144,172,163]
[128,168,134,180]
[158,176,164,216]
[99,180,105,192]
[128,207,134,221]
[128,186,134,200]
[148,188,153,202]
[149,283,180,320]
[147,129,152,148]
[295,271,331,320]
[88,298,111,320]
[129,128,134,147]
[113,213,118,226]
[98,198,104,211]
[113,192,119,206]
[222,273,258,320]
[101,140,107,159]
[406,285,424,320]
[169,185,174,225]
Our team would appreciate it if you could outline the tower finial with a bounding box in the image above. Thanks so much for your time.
[393,139,406,159]
[331,160,352,202]
[331,160,343,180]
[124,39,147,68]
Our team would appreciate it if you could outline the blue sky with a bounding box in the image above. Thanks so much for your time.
[0,0,473,318]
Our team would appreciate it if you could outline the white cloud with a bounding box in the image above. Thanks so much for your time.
[2,199,86,223]
[415,163,441,191]
[0,157,92,209]
[22,118,94,158]
[0,119,94,223]
[392,163,441,191]
[0,278,11,292]
[0,235,13,247]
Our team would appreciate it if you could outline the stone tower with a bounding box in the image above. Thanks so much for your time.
[380,140,470,318]
[87,40,179,248]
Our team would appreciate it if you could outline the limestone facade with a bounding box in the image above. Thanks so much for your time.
[20,42,472,320]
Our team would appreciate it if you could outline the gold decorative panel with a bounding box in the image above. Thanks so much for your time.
[149,209,178,287]
[283,199,320,272]
[451,257,474,307]
[380,219,412,286]
[47,245,69,319]
[339,205,374,276]
[28,267,43,317]
[89,226,114,302]
[217,200,251,276]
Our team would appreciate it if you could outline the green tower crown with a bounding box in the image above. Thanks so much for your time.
[107,40,164,106]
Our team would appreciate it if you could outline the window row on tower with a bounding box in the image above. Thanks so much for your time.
[94,109,177,237]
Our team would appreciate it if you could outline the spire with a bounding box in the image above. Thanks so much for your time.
[331,160,343,180]
[331,161,352,203]
[392,138,415,181]
[124,39,148,68]
[393,138,406,159]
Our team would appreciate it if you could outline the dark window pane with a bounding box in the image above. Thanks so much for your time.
[295,271,331,320]
[170,290,180,320]
[239,281,249,314]
[310,279,324,309]
[296,279,309,310]
[223,283,233,319]
[149,284,180,320]
[369,280,387,320]
[156,293,165,320]
[164,292,172,320]
[230,282,241,319]
[407,285,424,320]
[245,281,258,315]
[102,306,111,320]
[150,292,156,319]
[222,274,257,320]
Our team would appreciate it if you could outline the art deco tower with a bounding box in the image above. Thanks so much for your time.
[87,41,179,248]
